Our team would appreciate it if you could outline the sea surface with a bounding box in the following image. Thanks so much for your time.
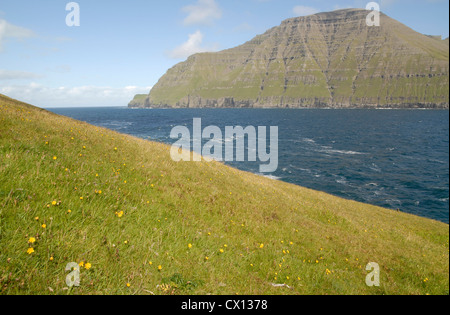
[48,107,449,224]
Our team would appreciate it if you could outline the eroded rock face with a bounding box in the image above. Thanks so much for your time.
[130,9,449,109]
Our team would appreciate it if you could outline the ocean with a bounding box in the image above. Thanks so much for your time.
[48,107,449,224]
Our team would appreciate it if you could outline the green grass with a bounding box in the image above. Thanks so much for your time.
[0,94,448,295]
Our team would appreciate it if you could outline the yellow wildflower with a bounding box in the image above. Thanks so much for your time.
[27,248,34,255]
[28,237,36,244]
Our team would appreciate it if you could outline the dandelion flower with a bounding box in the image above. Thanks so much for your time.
[259,244,264,249]
[85,263,92,270]
[28,237,36,244]
[158,265,162,271]
[219,249,224,253]
[53,156,57,160]
[27,248,35,255]
[51,201,57,206]
[126,283,131,287]
[149,261,153,265]
[41,224,46,229]
[188,244,192,249]
[50,256,54,261]
[79,262,84,267]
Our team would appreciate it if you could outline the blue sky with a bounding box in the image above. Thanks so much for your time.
[0,0,448,107]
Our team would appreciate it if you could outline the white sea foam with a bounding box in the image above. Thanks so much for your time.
[262,174,282,180]
[319,148,367,155]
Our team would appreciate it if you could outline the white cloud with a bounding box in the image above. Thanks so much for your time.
[0,19,34,52]
[0,83,152,107]
[182,0,222,26]
[0,69,42,81]
[168,30,219,60]
[46,65,72,74]
[292,6,320,17]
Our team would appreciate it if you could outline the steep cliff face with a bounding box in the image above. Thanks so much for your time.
[131,9,449,109]
[128,94,148,108]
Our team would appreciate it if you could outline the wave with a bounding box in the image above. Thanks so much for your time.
[261,174,282,180]
[302,138,316,144]
[319,148,367,155]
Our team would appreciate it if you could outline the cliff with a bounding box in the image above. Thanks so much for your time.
[131,9,449,109]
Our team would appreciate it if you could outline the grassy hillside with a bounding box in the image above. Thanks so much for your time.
[0,94,448,295]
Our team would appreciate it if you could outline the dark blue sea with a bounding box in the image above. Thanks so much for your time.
[48,107,449,224]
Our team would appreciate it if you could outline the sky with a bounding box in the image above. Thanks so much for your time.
[0,0,448,107]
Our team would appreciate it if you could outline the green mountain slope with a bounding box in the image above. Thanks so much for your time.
[1,94,449,295]
[131,9,449,109]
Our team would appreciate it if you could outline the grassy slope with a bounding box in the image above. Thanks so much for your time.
[0,94,448,295]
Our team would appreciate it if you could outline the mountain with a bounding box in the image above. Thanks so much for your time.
[130,9,449,109]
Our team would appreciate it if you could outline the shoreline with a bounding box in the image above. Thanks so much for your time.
[44,106,450,225]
